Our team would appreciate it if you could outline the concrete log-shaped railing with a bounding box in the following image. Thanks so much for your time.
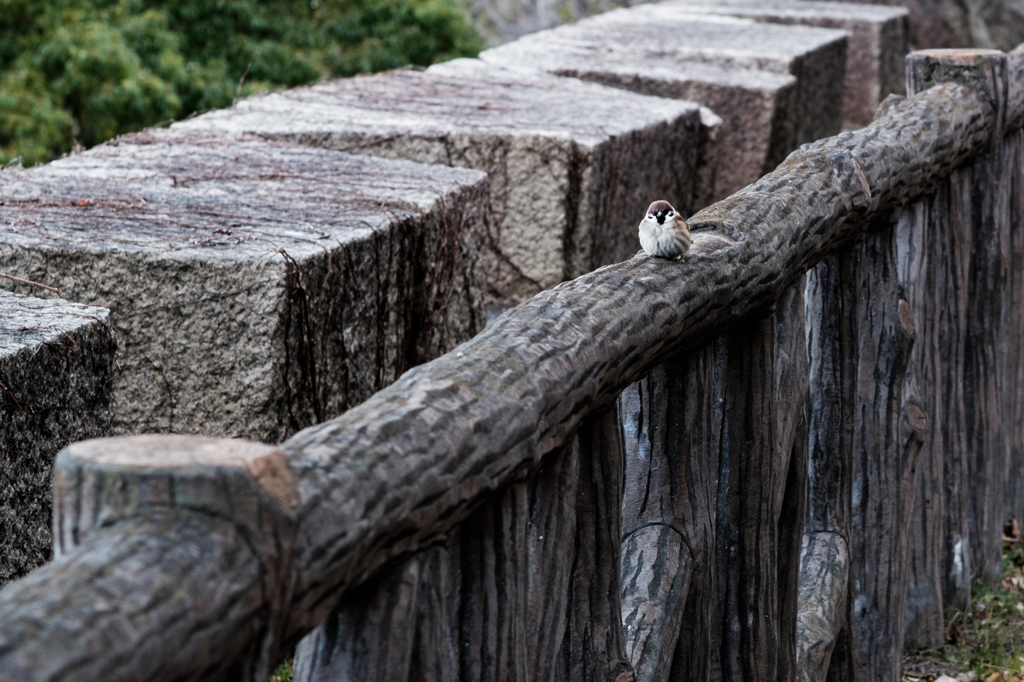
[899,48,1024,653]
[0,67,1004,681]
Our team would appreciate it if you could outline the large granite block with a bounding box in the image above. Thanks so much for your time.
[481,28,799,198]
[175,60,706,302]
[654,0,909,127]
[500,9,846,156]
[0,131,490,442]
[0,291,114,585]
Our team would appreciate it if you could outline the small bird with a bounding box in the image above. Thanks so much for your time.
[639,200,691,260]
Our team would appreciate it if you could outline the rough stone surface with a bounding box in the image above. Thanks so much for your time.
[480,28,798,198]
[830,0,1024,53]
[0,130,490,442]
[654,0,909,127]
[461,0,653,47]
[0,291,114,586]
[175,60,705,303]
[543,7,849,148]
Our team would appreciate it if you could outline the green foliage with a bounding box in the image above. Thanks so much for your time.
[0,0,484,165]
[269,658,294,682]
[903,544,1024,681]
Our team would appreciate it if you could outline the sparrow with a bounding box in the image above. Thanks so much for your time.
[638,200,691,260]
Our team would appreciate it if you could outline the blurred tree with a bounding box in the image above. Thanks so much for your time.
[0,0,484,165]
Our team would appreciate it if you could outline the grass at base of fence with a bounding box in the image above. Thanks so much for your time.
[270,658,293,682]
[903,539,1024,682]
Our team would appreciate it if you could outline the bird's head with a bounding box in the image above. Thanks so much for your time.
[644,200,678,226]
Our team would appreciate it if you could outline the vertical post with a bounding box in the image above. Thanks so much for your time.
[845,225,920,681]
[1003,46,1024,547]
[903,50,1010,633]
[802,217,919,682]
[618,346,719,682]
[618,278,808,682]
[799,256,853,680]
[557,407,633,682]
[711,281,808,682]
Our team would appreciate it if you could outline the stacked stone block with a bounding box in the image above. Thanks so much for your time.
[0,131,491,442]
[0,291,114,585]
[176,60,706,303]
[480,27,798,198]
[481,10,847,197]
[655,0,909,128]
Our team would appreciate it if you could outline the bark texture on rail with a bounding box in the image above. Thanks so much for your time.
[0,436,298,682]
[0,79,996,681]
[293,407,631,682]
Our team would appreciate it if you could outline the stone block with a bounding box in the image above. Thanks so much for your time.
[175,60,705,302]
[0,130,490,442]
[494,8,847,158]
[0,291,114,585]
[481,28,799,198]
[462,0,647,47]
[654,0,909,127]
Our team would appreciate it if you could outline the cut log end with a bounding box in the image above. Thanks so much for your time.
[904,403,929,433]
[913,48,1005,62]
[63,435,299,509]
[898,299,916,337]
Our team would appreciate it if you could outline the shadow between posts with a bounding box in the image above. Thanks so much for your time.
[0,49,1019,682]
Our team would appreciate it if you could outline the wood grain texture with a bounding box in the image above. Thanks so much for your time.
[709,281,808,682]
[618,278,806,682]
[0,76,998,682]
[843,225,920,682]
[1002,125,1024,541]
[801,218,923,682]
[898,52,1017,645]
[619,350,716,682]
[896,172,974,647]
[0,436,298,682]
[796,531,849,682]
[276,81,991,655]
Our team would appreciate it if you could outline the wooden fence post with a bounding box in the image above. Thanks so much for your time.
[901,49,1011,649]
[45,435,298,682]
[618,277,808,682]
[618,346,719,682]
[802,218,919,682]
[799,256,853,681]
